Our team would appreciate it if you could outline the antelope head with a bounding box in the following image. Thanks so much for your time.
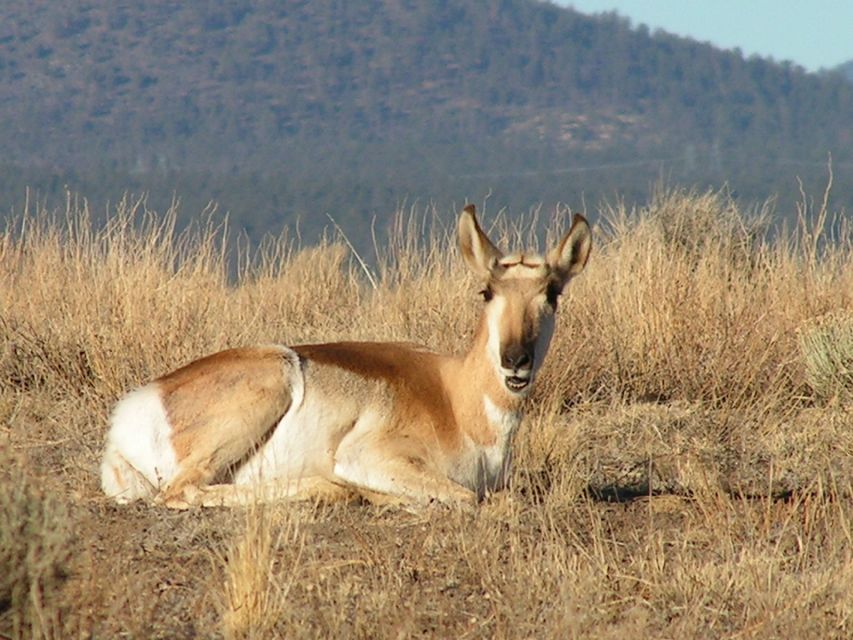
[459,204,591,396]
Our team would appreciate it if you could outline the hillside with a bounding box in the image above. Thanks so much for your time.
[1,0,851,243]
[837,59,853,82]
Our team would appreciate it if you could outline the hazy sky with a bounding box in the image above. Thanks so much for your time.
[560,1,853,72]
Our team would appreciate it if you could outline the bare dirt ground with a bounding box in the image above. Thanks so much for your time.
[4,396,852,639]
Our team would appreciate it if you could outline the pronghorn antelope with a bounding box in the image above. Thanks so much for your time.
[100,205,591,508]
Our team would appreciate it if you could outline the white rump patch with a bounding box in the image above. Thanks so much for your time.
[100,384,179,502]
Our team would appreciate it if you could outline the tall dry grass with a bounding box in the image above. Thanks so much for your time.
[3,189,849,409]
[1,187,851,638]
[541,188,851,407]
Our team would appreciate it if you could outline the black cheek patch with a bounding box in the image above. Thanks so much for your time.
[545,282,561,308]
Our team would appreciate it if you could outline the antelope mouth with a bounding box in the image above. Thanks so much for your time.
[505,375,530,393]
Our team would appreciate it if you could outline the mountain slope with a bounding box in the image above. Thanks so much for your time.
[837,59,853,82]
[1,0,850,242]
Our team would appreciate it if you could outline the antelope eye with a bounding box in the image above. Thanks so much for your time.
[479,287,494,302]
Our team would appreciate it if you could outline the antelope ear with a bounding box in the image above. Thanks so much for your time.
[458,204,503,278]
[547,213,592,290]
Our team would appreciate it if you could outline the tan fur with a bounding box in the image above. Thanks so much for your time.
[294,342,459,448]
[156,346,296,505]
[103,205,591,508]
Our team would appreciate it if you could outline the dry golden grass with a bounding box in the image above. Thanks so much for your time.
[1,188,851,638]
[218,505,304,640]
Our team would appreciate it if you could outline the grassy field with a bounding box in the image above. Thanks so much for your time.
[1,188,851,638]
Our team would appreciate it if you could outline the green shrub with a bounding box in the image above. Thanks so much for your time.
[800,312,853,403]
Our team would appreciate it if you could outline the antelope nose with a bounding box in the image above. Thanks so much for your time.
[501,347,532,371]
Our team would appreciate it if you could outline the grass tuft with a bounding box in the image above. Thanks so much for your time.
[218,506,304,639]
[0,449,71,640]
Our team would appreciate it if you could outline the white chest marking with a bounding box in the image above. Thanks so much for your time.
[472,395,522,495]
[483,395,521,438]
